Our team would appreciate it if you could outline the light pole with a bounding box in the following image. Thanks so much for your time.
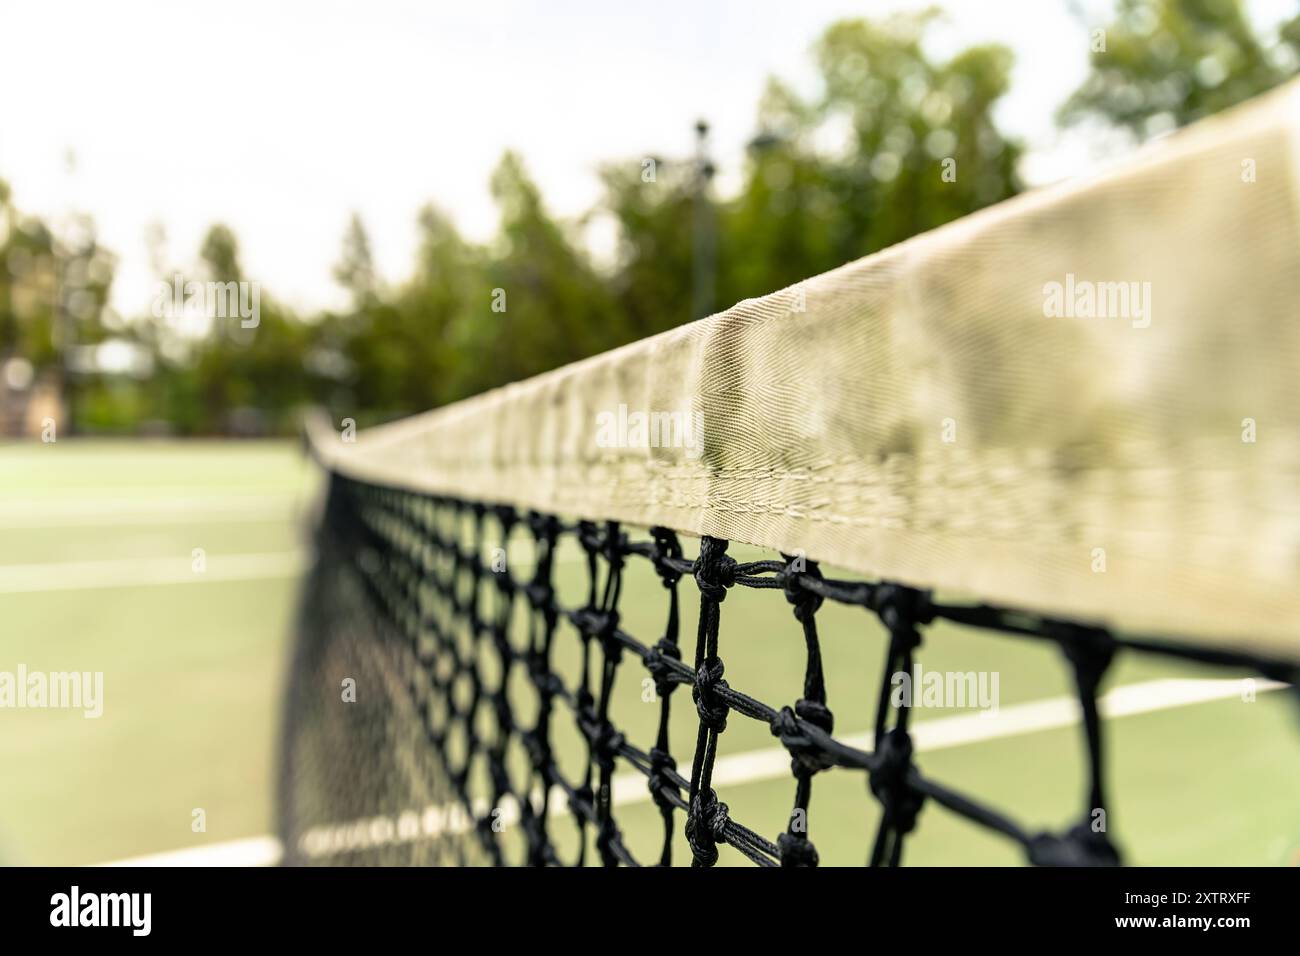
[691,119,716,321]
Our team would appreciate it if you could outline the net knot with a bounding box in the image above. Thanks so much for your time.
[770,700,836,776]
[692,656,730,732]
[523,580,553,609]
[693,536,736,603]
[521,811,548,867]
[592,725,626,775]
[1050,623,1116,698]
[521,727,548,769]
[493,504,517,530]
[1028,822,1120,867]
[872,584,932,646]
[645,639,682,697]
[869,728,924,835]
[577,521,602,555]
[777,831,820,868]
[685,789,728,867]
[528,659,563,701]
[526,511,560,542]
[780,556,824,621]
[647,748,679,811]
[488,758,512,797]
[600,608,621,636]
[596,814,621,866]
[575,608,620,650]
[600,523,626,573]
[649,528,683,586]
[595,609,623,662]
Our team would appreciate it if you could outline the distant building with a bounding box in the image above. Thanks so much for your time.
[0,359,64,438]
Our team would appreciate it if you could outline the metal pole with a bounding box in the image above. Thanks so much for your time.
[691,119,716,321]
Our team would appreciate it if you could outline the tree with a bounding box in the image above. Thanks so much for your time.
[597,152,698,339]
[601,10,1024,329]
[447,151,624,399]
[0,187,59,370]
[333,212,378,308]
[326,203,478,420]
[1059,0,1300,137]
[186,224,311,433]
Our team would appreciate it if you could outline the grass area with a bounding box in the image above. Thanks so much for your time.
[0,440,1296,865]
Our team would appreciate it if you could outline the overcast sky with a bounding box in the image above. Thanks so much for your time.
[1,0,1293,316]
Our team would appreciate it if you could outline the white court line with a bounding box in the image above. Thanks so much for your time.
[0,552,307,594]
[0,500,302,528]
[99,836,283,868]
[96,676,1286,866]
[694,677,1285,796]
[0,547,574,596]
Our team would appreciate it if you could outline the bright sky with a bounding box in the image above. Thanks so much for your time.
[0,0,1292,317]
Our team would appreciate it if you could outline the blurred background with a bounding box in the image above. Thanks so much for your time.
[2,0,1299,865]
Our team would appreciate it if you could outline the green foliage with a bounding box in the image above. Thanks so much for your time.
[0,197,58,367]
[333,212,377,308]
[199,224,243,282]
[1059,0,1300,136]
[320,204,476,420]
[597,9,1022,345]
[3,5,1294,435]
[718,12,1022,307]
[460,152,623,396]
[598,151,698,338]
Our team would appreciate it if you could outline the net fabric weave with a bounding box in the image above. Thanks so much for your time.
[277,473,1298,867]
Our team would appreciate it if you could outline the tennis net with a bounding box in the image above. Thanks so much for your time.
[277,80,1300,866]
[278,473,1297,866]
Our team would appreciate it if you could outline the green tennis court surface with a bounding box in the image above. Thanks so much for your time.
[3,442,1294,866]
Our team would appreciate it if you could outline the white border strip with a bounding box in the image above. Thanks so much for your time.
[98,836,283,868]
[0,552,306,594]
[0,496,302,529]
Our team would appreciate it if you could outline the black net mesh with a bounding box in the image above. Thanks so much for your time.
[277,472,1298,867]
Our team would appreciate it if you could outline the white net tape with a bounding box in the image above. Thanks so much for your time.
[312,80,1300,658]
